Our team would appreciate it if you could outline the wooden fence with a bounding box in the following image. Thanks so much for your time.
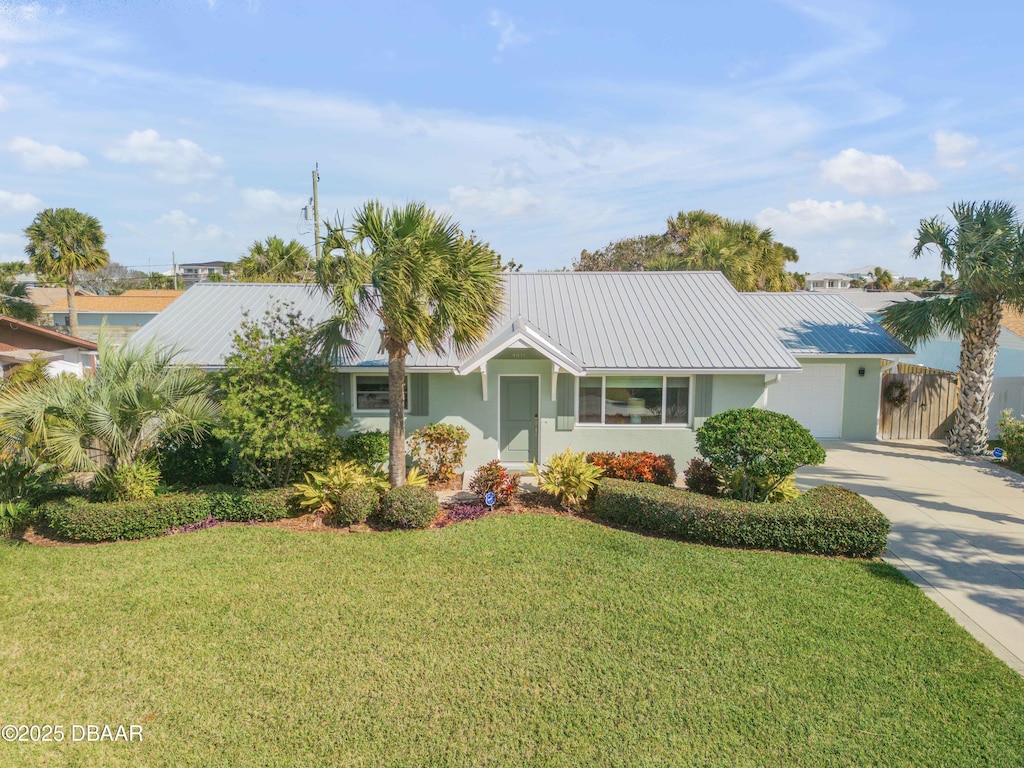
[879,368,958,440]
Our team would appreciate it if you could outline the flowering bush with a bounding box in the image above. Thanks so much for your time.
[409,423,469,485]
[997,410,1024,471]
[586,451,677,486]
[468,460,520,506]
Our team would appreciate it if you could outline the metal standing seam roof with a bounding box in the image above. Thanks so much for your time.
[130,274,809,371]
[128,283,335,367]
[742,292,913,356]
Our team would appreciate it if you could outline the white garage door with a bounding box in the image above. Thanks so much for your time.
[767,364,845,438]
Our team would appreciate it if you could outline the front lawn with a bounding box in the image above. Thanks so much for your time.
[1,514,1022,767]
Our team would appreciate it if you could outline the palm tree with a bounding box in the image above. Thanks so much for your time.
[0,334,220,471]
[872,267,895,291]
[23,208,109,338]
[233,236,313,282]
[879,200,1024,455]
[0,276,40,322]
[315,201,504,486]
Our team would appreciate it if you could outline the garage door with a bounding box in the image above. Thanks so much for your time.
[767,364,845,438]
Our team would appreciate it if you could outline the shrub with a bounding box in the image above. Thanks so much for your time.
[593,478,888,558]
[92,461,161,502]
[203,486,296,523]
[378,486,439,529]
[325,486,379,527]
[530,447,604,511]
[436,503,491,528]
[158,430,234,487]
[587,451,676,486]
[997,409,1024,471]
[340,430,389,470]
[0,454,58,506]
[216,305,349,488]
[40,487,296,542]
[696,408,826,502]
[409,423,469,484]
[683,458,722,497]
[291,461,385,517]
[0,501,34,537]
[468,460,521,506]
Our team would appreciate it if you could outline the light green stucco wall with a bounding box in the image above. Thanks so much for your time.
[341,359,768,476]
[838,358,882,440]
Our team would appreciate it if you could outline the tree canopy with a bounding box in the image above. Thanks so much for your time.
[232,236,313,282]
[879,200,1024,454]
[315,200,503,486]
[23,208,110,337]
[575,209,801,292]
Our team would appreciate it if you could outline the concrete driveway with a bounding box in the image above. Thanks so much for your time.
[796,440,1024,675]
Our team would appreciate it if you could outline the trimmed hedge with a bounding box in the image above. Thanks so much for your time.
[40,487,295,542]
[593,478,889,558]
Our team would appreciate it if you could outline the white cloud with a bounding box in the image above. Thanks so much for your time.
[106,129,225,183]
[0,189,42,215]
[241,188,305,216]
[181,191,218,204]
[0,53,8,68]
[154,210,230,242]
[820,148,936,196]
[449,184,542,217]
[933,130,977,168]
[756,199,892,234]
[489,10,529,53]
[8,136,88,171]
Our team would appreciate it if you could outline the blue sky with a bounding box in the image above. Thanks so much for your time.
[1,1,1022,279]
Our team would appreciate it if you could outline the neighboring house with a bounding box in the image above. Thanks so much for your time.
[840,266,884,283]
[833,290,1024,430]
[26,286,94,314]
[130,273,910,475]
[42,290,185,343]
[176,261,233,285]
[805,272,856,290]
[0,314,98,381]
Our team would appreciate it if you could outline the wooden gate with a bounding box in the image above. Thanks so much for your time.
[879,365,958,440]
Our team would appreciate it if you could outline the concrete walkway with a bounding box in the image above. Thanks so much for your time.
[797,440,1024,675]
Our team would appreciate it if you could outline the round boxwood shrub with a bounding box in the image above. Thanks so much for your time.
[696,408,826,502]
[378,485,439,529]
[325,486,380,527]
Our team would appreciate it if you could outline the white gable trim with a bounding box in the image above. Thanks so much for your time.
[455,317,586,377]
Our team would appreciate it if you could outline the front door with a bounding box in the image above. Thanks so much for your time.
[500,377,538,462]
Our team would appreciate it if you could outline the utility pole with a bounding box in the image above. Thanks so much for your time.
[312,164,322,262]
[172,251,178,290]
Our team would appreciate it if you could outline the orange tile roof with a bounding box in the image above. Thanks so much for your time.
[43,291,185,314]
[1003,307,1024,338]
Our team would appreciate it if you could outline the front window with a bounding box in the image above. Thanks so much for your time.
[354,375,408,411]
[577,376,690,426]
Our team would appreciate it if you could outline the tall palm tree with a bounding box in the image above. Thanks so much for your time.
[23,208,109,338]
[0,334,220,471]
[0,276,40,322]
[879,200,1024,455]
[315,201,504,486]
[233,236,313,282]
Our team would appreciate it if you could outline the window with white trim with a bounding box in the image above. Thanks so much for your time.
[354,375,408,411]
[578,376,690,425]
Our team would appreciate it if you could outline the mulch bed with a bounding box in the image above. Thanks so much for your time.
[14,491,572,547]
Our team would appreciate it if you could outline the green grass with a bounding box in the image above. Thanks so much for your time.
[1,514,1022,767]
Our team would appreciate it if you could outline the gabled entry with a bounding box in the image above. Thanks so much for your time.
[499,376,539,462]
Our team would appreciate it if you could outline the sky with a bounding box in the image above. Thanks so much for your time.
[1,1,1023,280]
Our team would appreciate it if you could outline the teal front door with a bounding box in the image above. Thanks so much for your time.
[500,377,538,462]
